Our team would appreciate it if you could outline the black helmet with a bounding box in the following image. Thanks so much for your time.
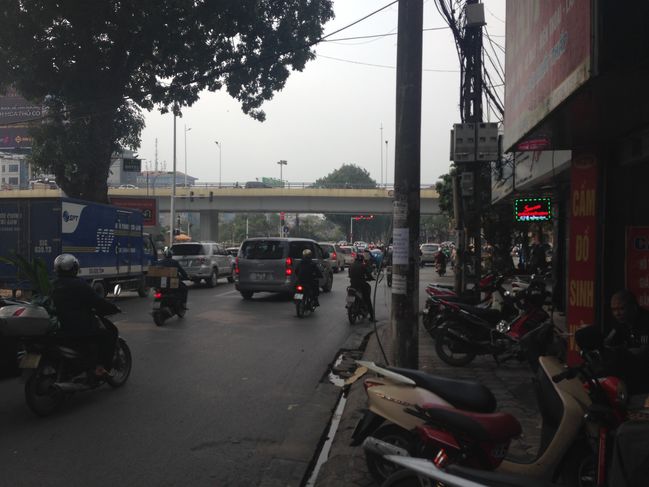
[355,252,365,262]
[54,253,80,277]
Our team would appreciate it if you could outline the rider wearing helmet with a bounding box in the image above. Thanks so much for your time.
[50,253,120,377]
[158,247,190,307]
[295,248,323,306]
[349,251,376,322]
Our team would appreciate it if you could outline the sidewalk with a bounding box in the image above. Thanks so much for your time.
[315,318,543,487]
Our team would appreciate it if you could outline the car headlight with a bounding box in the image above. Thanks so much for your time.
[496,320,511,334]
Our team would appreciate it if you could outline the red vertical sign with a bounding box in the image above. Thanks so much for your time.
[626,227,649,310]
[566,155,598,364]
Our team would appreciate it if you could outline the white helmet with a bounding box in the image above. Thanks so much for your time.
[54,253,80,277]
[302,249,312,258]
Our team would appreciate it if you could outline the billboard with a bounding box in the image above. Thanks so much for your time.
[514,197,552,222]
[0,88,42,149]
[109,197,157,227]
[504,0,592,151]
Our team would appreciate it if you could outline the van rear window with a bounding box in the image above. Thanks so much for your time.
[171,244,204,256]
[289,241,313,259]
[241,240,284,259]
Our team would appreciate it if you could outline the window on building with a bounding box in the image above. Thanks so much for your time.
[8,164,19,172]
[8,177,19,185]
[1,166,5,173]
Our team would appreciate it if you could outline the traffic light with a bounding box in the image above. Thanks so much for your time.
[190,191,194,202]
[209,191,213,202]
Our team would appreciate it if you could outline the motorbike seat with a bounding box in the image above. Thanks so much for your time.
[418,404,522,443]
[454,303,504,322]
[387,366,496,413]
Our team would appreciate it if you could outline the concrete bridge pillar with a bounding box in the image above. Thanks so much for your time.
[199,211,219,242]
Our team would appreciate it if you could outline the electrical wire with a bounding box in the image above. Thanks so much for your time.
[323,26,448,43]
[317,53,459,73]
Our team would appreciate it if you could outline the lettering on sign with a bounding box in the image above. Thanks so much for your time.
[575,228,590,262]
[572,185,596,217]
[569,279,594,308]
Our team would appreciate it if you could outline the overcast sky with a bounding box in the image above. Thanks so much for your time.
[138,0,506,187]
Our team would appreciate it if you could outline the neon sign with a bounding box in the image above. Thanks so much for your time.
[514,197,552,222]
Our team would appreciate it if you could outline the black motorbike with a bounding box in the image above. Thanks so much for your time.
[433,280,552,366]
[19,314,132,416]
[294,283,316,318]
[346,286,370,324]
[152,287,186,326]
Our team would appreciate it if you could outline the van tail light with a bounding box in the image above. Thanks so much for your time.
[285,257,293,276]
[235,257,240,274]
[352,252,356,259]
[331,252,337,259]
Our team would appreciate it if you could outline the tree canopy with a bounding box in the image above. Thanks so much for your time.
[0,0,334,202]
[312,163,376,189]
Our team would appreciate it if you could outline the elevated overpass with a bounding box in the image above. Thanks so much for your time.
[1,186,440,240]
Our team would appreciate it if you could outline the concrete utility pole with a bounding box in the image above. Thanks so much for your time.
[170,115,177,246]
[391,0,423,369]
[452,0,485,296]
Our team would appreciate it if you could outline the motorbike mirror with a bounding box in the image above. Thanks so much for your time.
[113,284,122,297]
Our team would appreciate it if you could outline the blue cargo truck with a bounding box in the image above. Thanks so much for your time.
[0,197,157,297]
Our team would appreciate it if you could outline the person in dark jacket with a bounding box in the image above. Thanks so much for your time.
[606,289,649,393]
[295,249,323,306]
[158,247,189,307]
[50,254,120,377]
[348,252,376,322]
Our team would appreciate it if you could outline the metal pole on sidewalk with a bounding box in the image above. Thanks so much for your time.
[391,0,423,369]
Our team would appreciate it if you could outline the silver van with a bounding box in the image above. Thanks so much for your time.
[170,241,234,287]
[234,238,333,299]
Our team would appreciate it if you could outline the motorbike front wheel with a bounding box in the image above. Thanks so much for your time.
[107,338,132,388]
[434,323,477,366]
[25,365,64,417]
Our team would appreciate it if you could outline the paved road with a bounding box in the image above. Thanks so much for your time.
[0,270,392,487]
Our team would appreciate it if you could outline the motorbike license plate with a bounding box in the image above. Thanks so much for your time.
[152,301,161,309]
[294,293,303,300]
[19,353,41,369]
[346,296,355,305]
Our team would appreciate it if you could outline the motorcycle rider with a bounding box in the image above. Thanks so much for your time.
[349,251,376,322]
[434,249,447,274]
[50,253,120,378]
[295,248,322,306]
[158,247,189,308]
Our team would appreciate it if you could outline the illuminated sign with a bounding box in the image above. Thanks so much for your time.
[514,197,552,222]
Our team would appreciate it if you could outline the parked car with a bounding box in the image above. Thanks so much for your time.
[339,245,358,267]
[170,241,234,287]
[234,238,333,299]
[419,242,441,267]
[319,242,345,273]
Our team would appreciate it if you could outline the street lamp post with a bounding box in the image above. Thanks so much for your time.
[184,125,191,188]
[350,216,354,243]
[277,159,287,187]
[214,141,222,187]
[170,114,177,246]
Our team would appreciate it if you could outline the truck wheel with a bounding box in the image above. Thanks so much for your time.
[92,281,106,298]
[206,269,218,288]
[240,291,253,300]
[137,277,149,297]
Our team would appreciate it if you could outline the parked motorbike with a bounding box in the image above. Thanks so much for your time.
[294,283,316,318]
[423,274,518,336]
[346,286,370,324]
[352,323,562,483]
[366,327,634,487]
[433,279,551,366]
[152,287,186,326]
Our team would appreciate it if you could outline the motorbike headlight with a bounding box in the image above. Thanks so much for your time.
[496,320,511,334]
